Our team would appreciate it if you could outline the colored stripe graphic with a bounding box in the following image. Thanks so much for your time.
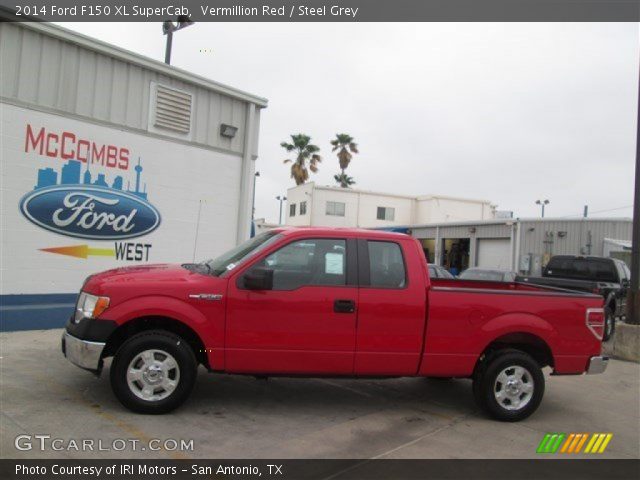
[537,433,565,453]
[585,433,613,454]
[539,433,613,454]
[560,433,588,453]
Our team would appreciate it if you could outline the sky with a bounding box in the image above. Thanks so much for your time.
[61,22,639,224]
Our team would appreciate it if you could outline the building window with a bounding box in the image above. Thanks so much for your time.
[377,206,395,221]
[300,201,307,215]
[326,201,346,217]
[289,203,296,217]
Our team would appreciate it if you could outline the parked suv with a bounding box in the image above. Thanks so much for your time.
[517,255,630,341]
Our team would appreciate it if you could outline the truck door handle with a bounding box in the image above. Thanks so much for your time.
[334,299,356,313]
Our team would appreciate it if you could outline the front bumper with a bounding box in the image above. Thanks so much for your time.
[61,331,106,372]
[586,355,609,375]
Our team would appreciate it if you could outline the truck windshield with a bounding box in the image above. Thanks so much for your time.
[205,231,282,276]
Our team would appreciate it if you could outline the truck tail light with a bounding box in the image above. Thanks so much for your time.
[586,308,605,340]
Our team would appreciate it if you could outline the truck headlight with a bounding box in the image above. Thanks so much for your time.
[74,292,110,323]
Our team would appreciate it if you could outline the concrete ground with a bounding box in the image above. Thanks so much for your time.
[1,329,639,460]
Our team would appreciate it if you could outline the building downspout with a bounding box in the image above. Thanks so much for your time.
[236,103,258,244]
[509,222,515,271]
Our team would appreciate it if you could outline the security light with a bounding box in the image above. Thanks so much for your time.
[220,124,238,138]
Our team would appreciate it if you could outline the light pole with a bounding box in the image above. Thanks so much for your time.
[276,195,287,225]
[628,59,640,325]
[251,171,260,221]
[535,199,550,218]
[162,15,194,65]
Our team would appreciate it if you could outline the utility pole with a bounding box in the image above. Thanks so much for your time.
[251,171,260,221]
[535,199,550,218]
[276,196,287,225]
[628,60,640,325]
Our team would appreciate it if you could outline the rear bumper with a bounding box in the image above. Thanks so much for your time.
[586,355,609,375]
[61,331,105,372]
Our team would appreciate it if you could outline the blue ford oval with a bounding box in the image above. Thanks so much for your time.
[20,185,161,240]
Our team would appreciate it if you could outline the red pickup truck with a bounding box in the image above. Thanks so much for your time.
[62,228,608,421]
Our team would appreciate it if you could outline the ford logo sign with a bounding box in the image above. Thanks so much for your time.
[19,185,161,240]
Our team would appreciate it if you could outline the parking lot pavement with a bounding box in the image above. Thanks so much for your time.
[1,329,639,460]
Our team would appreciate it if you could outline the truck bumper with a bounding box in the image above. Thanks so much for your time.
[61,331,105,372]
[586,355,609,375]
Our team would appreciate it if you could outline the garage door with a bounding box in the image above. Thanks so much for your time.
[477,238,511,269]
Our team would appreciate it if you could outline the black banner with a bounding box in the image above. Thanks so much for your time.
[2,459,640,480]
[0,0,639,22]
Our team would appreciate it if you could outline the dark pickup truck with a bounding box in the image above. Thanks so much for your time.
[517,255,631,341]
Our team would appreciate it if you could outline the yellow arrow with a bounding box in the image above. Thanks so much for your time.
[40,245,115,259]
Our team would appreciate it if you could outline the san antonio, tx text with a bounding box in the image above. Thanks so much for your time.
[16,463,283,477]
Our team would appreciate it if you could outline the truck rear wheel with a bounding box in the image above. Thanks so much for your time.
[110,330,197,414]
[473,350,544,422]
[603,306,615,342]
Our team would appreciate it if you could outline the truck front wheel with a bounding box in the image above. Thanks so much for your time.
[473,350,544,422]
[110,330,197,414]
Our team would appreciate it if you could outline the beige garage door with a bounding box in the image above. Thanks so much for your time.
[477,238,511,269]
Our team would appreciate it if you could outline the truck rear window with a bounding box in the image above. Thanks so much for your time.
[544,257,617,282]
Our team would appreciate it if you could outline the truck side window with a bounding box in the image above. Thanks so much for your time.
[258,238,347,290]
[368,241,406,288]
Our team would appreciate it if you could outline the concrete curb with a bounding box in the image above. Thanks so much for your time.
[603,322,640,363]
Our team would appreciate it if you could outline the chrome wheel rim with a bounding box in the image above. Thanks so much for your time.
[494,365,534,411]
[126,349,180,402]
[605,315,613,338]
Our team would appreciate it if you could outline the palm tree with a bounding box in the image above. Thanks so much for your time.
[281,134,321,185]
[334,173,356,188]
[331,133,358,188]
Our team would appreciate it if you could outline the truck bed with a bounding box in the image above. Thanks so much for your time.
[421,277,604,377]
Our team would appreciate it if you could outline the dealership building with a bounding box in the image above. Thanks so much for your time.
[0,21,267,330]
[409,217,633,275]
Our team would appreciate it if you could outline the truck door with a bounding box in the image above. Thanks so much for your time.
[355,239,428,375]
[225,237,358,374]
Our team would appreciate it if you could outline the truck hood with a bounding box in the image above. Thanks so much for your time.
[83,263,218,293]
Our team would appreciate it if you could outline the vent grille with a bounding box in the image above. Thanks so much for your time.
[154,85,192,134]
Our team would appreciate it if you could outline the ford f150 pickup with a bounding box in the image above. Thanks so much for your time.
[62,228,608,421]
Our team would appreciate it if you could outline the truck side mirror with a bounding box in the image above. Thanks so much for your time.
[242,267,274,290]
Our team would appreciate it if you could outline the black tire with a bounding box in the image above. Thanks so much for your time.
[110,330,197,414]
[472,349,544,422]
[603,306,615,342]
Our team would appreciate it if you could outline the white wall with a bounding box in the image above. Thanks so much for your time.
[416,197,495,223]
[1,103,243,295]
